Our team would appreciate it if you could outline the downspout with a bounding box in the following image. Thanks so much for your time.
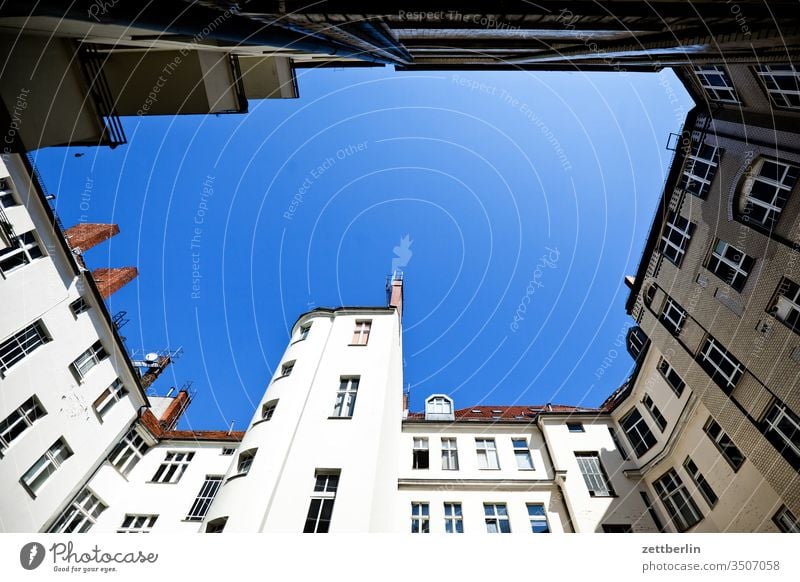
[537,415,578,533]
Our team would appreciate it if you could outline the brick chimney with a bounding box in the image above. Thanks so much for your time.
[64,223,119,253]
[159,390,191,431]
[388,274,404,320]
[93,267,138,298]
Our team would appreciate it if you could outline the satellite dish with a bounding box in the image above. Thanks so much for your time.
[145,352,159,362]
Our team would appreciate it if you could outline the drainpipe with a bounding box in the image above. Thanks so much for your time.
[538,416,578,533]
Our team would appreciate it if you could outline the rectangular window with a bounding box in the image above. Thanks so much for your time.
[0,231,44,275]
[660,212,695,265]
[261,399,278,421]
[707,239,755,292]
[48,487,107,533]
[755,64,800,109]
[693,65,739,103]
[657,358,685,397]
[660,297,687,336]
[331,377,359,418]
[527,504,549,533]
[412,437,429,469]
[475,438,500,470]
[769,277,800,334]
[773,505,800,533]
[643,394,667,432]
[236,448,257,476]
[185,475,223,521]
[575,452,614,497]
[679,141,721,198]
[444,502,463,533]
[566,422,585,433]
[93,379,128,418]
[69,297,90,316]
[303,471,339,533]
[71,340,108,381]
[608,427,628,461]
[0,320,49,375]
[279,360,294,377]
[441,437,459,470]
[21,438,72,495]
[151,451,194,483]
[512,438,534,469]
[683,457,718,507]
[602,524,632,533]
[703,418,745,471]
[697,336,744,392]
[620,408,657,457]
[640,491,665,532]
[221,447,235,456]
[298,323,311,341]
[742,158,799,230]
[351,320,371,345]
[108,428,150,476]
[654,468,703,531]
[0,395,46,455]
[411,502,430,533]
[484,503,511,533]
[117,514,158,533]
[761,400,800,471]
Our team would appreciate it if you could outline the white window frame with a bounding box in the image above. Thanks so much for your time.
[185,475,223,521]
[643,394,667,432]
[0,320,49,375]
[0,395,46,455]
[93,379,128,418]
[698,336,744,392]
[654,469,703,531]
[657,357,685,396]
[620,408,657,457]
[261,399,278,421]
[279,360,295,378]
[117,514,158,533]
[21,438,72,496]
[680,141,720,198]
[484,503,511,533]
[331,377,359,418]
[108,428,150,476]
[351,320,371,345]
[754,64,800,109]
[512,438,534,470]
[411,502,430,533]
[441,437,459,470]
[412,437,429,469]
[475,438,500,470]
[428,396,452,415]
[575,452,614,497]
[297,323,311,341]
[683,456,718,508]
[71,340,108,381]
[236,448,257,476]
[304,471,339,533]
[151,451,194,484]
[526,503,550,533]
[694,65,740,103]
[762,400,800,470]
[770,277,800,333]
[660,297,687,336]
[740,157,799,230]
[49,487,107,533]
[0,231,44,276]
[444,502,463,533]
[703,418,745,471]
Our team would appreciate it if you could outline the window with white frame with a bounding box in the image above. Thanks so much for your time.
[411,502,430,533]
[567,422,585,433]
[69,297,90,316]
[657,358,686,397]
[773,505,800,533]
[683,457,718,507]
[48,487,107,533]
[279,360,294,378]
[235,448,257,476]
[303,471,339,533]
[654,468,703,531]
[476,438,500,470]
[412,437,429,469]
[21,438,72,495]
[441,437,459,470]
[761,400,800,471]
[640,491,665,532]
[117,515,158,533]
[739,157,799,230]
[0,320,49,375]
[697,336,744,392]
[261,399,278,421]
[70,340,108,381]
[575,452,614,497]
[693,65,739,103]
[620,408,657,457]
[297,323,311,341]
[331,377,359,418]
[660,297,687,336]
[93,379,128,419]
[425,395,453,420]
[769,277,800,334]
[351,320,371,345]
[185,475,223,521]
[108,428,150,476]
[627,327,649,360]
[707,239,755,292]
[754,64,800,109]
[0,395,46,455]
[484,503,511,533]
[0,231,44,276]
[527,504,549,533]
[643,394,667,432]
[444,502,463,533]
[679,141,721,198]
[205,517,227,533]
[660,211,694,266]
[608,427,629,461]
[512,438,534,469]
[703,418,745,471]
[151,451,194,483]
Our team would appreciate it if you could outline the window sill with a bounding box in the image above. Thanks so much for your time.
[516,468,536,471]
[272,374,290,383]
[290,338,307,346]
[226,472,249,483]
[327,416,353,420]
[478,468,501,471]
[588,494,618,499]
[146,481,180,485]
[347,343,368,347]
[252,418,274,428]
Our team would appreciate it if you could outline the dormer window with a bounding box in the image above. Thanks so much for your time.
[424,395,454,421]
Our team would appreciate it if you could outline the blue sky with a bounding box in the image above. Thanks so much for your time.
[33,66,693,431]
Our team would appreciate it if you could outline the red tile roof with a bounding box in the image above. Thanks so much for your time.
[139,409,245,442]
[406,404,603,422]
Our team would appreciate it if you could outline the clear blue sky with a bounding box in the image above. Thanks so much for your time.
[33,66,693,431]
